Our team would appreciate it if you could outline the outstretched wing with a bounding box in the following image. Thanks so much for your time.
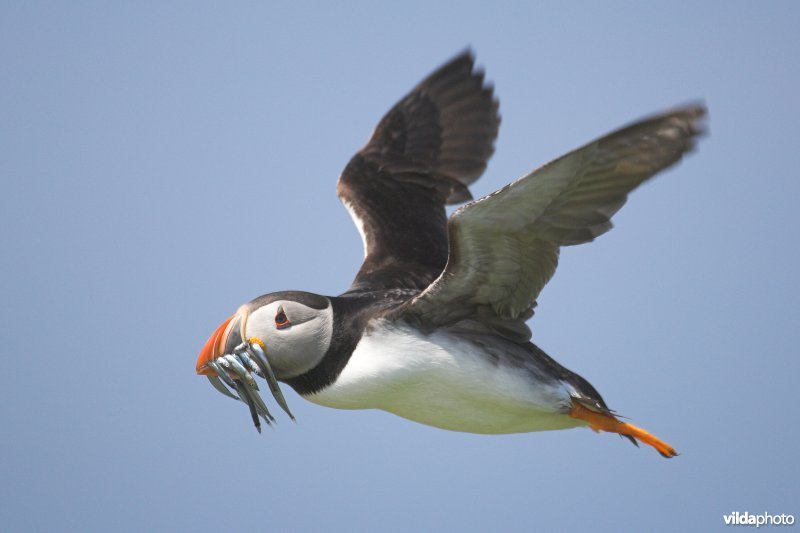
[403,104,707,329]
[338,51,500,293]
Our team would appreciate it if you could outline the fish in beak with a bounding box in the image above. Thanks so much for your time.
[196,313,295,432]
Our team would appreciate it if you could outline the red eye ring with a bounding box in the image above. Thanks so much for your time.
[275,307,291,329]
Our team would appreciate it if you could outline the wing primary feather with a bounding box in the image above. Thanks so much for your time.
[338,52,500,293]
[404,104,706,328]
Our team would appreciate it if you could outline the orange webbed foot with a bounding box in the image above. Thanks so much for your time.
[569,402,678,458]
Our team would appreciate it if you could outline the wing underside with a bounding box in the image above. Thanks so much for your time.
[404,104,707,329]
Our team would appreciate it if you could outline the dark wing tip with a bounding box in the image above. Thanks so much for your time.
[592,101,708,181]
[665,100,708,135]
[358,51,501,205]
[627,101,708,144]
[415,53,501,196]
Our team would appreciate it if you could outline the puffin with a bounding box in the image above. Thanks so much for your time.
[196,51,705,457]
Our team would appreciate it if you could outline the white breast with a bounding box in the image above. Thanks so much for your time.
[305,320,582,434]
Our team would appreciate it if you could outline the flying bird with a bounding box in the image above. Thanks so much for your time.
[196,51,705,457]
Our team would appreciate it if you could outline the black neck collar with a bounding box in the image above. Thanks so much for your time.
[283,293,388,395]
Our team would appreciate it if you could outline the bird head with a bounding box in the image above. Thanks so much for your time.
[196,291,334,381]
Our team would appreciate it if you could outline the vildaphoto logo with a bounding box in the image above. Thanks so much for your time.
[723,511,795,527]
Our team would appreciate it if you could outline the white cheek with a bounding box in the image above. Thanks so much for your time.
[271,320,332,378]
[243,306,275,343]
[244,305,334,378]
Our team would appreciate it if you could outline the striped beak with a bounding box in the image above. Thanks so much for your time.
[196,315,236,376]
[196,312,295,430]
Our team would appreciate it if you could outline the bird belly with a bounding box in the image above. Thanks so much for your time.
[305,322,582,434]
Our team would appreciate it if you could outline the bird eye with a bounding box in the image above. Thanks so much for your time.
[275,306,291,329]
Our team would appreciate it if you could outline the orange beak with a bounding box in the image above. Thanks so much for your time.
[196,315,235,376]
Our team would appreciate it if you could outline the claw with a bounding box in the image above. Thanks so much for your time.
[206,375,239,400]
[248,342,295,421]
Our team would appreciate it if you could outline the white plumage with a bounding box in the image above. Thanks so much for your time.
[307,320,582,434]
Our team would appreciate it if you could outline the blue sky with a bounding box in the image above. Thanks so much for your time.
[1,2,798,531]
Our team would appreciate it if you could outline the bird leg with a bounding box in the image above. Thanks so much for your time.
[569,402,678,458]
